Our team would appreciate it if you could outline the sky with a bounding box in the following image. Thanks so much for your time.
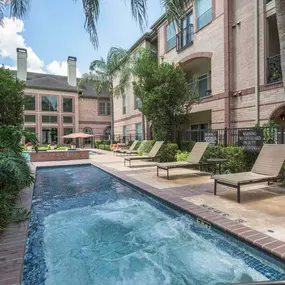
[0,0,164,77]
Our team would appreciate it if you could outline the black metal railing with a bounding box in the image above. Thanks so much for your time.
[197,7,212,30]
[267,54,282,84]
[179,126,285,149]
[176,24,194,52]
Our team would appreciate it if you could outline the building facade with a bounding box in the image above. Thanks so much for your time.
[113,0,284,140]
[16,48,111,145]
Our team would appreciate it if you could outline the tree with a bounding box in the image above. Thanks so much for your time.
[79,47,131,142]
[133,49,197,142]
[0,68,25,125]
[0,0,192,48]
[275,0,285,90]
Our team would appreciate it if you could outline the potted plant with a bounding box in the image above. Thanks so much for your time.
[26,142,32,151]
[50,142,55,150]
[70,142,76,149]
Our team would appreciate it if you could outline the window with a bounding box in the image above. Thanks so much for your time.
[24,95,36,111]
[135,123,142,140]
[190,123,208,142]
[99,102,106,115]
[63,98,73,112]
[135,96,141,109]
[63,116,73,124]
[180,12,193,48]
[123,126,127,142]
[166,21,176,51]
[42,128,58,144]
[24,115,36,123]
[198,74,210,98]
[42,96,58,112]
[107,103,111,115]
[122,95,126,114]
[42,115,58,123]
[196,0,212,30]
[63,128,73,144]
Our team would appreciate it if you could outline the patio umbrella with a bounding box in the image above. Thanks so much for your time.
[62,132,94,139]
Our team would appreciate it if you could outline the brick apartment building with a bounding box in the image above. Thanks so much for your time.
[113,0,285,140]
[16,48,111,145]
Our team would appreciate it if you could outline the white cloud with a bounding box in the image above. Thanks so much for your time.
[47,60,82,78]
[0,17,45,73]
[0,17,82,77]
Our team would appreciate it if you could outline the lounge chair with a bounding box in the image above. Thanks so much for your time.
[156,142,209,179]
[124,141,164,167]
[114,140,139,156]
[213,144,285,203]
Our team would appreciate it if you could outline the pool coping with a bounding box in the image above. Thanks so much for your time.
[89,161,285,262]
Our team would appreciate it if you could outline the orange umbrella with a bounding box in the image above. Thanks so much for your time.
[62,132,94,139]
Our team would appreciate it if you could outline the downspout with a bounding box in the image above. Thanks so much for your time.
[141,113,145,140]
[255,0,260,125]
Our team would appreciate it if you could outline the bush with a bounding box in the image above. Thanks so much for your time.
[180,140,195,152]
[202,145,246,174]
[157,143,179,162]
[98,144,111,151]
[138,140,155,154]
[56,146,68,150]
[134,140,142,150]
[94,140,103,148]
[176,150,189,161]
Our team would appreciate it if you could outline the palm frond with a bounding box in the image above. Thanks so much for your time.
[0,1,6,23]
[161,0,192,27]
[113,64,133,97]
[107,47,130,74]
[90,58,107,72]
[74,0,100,48]
[129,0,148,31]
[7,0,31,18]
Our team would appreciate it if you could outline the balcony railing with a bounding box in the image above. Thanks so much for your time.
[189,75,211,99]
[176,24,194,52]
[267,54,282,84]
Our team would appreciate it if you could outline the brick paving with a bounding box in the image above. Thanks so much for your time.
[1,152,285,283]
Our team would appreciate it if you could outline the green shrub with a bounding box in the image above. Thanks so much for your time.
[202,145,246,174]
[176,150,189,161]
[180,140,195,152]
[157,143,179,162]
[56,146,68,150]
[94,140,103,148]
[138,140,155,154]
[98,144,111,151]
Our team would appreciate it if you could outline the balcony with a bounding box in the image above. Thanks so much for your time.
[267,54,282,84]
[176,24,194,52]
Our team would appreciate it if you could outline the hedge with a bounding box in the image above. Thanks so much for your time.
[180,140,195,152]
[157,143,179,162]
[98,144,111,151]
[176,150,189,161]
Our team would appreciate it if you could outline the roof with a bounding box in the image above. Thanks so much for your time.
[150,14,166,30]
[10,70,110,98]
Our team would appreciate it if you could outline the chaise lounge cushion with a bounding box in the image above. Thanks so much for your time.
[212,172,273,186]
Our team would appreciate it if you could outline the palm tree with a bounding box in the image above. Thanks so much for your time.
[1,0,193,48]
[275,0,285,89]
[79,47,131,142]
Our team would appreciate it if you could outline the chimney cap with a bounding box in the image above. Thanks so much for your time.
[17,48,27,54]
[67,56,77,62]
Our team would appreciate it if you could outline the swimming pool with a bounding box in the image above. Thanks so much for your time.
[22,165,285,285]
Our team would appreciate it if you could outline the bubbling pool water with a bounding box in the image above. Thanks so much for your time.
[44,199,266,285]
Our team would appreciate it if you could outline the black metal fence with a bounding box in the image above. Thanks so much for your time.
[179,126,285,151]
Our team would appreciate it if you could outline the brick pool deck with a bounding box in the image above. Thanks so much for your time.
[1,150,285,284]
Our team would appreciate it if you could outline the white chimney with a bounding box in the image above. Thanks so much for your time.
[17,48,27,81]
[67,56,77,87]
